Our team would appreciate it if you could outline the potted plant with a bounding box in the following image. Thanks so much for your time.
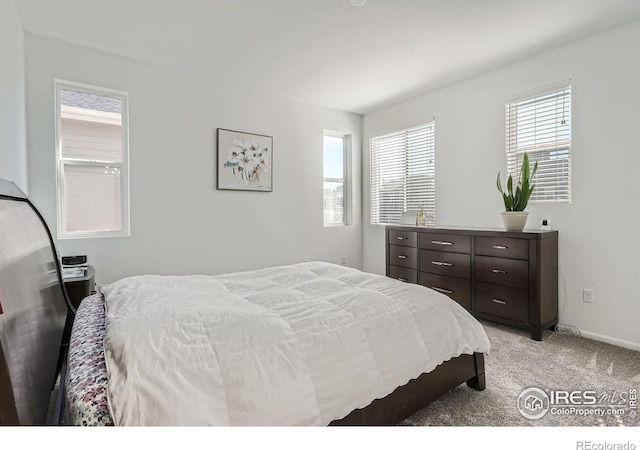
[496,152,538,231]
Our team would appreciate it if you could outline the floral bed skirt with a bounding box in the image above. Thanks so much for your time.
[64,293,113,426]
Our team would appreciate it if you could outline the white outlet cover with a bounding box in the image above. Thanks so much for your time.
[583,289,595,303]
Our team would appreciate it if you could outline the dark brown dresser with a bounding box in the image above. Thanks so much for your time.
[386,226,558,340]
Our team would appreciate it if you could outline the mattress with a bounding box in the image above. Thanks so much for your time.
[66,262,490,426]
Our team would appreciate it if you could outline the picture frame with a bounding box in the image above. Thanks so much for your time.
[400,210,417,226]
[217,128,273,192]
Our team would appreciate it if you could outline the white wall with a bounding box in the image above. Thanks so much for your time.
[25,34,362,285]
[0,0,28,191]
[363,21,640,349]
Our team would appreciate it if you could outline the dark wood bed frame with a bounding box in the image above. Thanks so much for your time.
[0,178,485,426]
[0,179,72,425]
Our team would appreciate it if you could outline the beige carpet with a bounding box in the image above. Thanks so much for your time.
[402,321,640,426]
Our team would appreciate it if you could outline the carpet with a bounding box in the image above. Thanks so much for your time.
[402,321,640,426]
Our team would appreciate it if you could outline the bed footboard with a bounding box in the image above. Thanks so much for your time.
[330,352,485,425]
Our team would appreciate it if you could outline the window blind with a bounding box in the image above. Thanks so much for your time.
[505,82,571,203]
[370,122,435,225]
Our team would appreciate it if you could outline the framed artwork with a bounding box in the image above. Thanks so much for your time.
[400,211,417,226]
[217,128,273,192]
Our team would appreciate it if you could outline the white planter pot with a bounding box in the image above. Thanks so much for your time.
[500,211,529,232]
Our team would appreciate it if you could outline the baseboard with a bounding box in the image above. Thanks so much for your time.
[578,330,640,352]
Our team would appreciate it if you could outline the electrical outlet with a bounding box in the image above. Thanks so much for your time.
[341,256,346,265]
[583,289,595,304]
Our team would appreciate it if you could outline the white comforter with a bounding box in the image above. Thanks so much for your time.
[103,262,490,426]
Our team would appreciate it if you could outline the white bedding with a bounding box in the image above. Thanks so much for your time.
[103,262,490,426]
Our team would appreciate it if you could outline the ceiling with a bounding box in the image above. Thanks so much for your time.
[14,0,640,114]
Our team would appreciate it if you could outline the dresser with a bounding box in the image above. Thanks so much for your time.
[386,226,558,340]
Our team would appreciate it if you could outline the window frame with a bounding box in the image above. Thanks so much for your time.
[505,80,572,205]
[55,79,131,239]
[323,131,349,227]
[370,121,436,226]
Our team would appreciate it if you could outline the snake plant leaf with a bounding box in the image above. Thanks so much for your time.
[514,185,523,211]
[521,152,530,184]
[522,183,536,210]
[518,178,529,211]
[524,184,535,210]
[503,193,512,210]
[496,173,504,194]
[507,175,513,198]
[523,160,537,209]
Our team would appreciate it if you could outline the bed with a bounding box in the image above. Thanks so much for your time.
[0,178,490,426]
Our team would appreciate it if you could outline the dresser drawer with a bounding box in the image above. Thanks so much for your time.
[419,233,471,254]
[475,282,529,323]
[389,265,417,283]
[475,236,528,260]
[419,250,470,279]
[475,255,528,289]
[418,272,471,310]
[389,245,418,269]
[388,229,417,248]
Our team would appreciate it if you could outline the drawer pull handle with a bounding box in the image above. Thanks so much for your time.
[492,298,507,305]
[431,261,453,267]
[431,240,453,246]
[397,277,407,282]
[492,269,508,274]
[492,245,508,250]
[397,236,405,240]
[397,255,408,259]
[432,286,453,294]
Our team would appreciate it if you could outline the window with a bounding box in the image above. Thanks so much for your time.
[505,81,571,203]
[55,80,130,238]
[370,121,435,225]
[323,132,348,226]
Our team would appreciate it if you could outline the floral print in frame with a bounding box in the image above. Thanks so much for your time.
[217,128,273,192]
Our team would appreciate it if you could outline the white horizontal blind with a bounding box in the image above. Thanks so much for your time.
[506,82,571,203]
[63,165,122,232]
[370,122,435,225]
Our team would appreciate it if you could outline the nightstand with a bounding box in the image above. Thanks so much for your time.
[63,265,95,311]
